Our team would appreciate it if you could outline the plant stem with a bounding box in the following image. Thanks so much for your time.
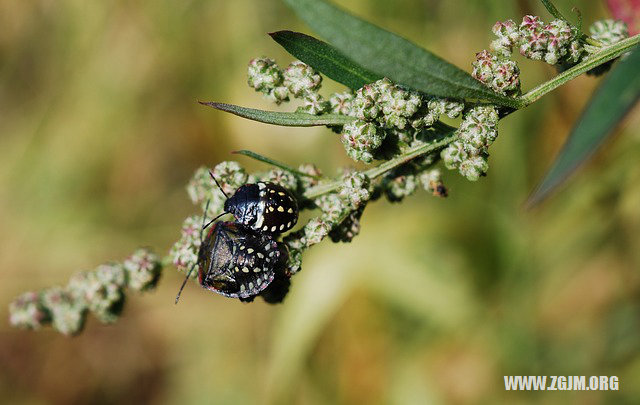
[303,126,457,199]
[519,34,640,106]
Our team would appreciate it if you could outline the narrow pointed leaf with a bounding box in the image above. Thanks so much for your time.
[528,46,640,206]
[540,0,568,21]
[283,0,519,108]
[200,102,355,126]
[270,30,380,90]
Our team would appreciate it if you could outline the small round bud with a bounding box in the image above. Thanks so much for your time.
[9,291,50,330]
[351,84,382,121]
[297,93,330,115]
[248,57,285,95]
[339,172,371,209]
[169,215,203,275]
[303,217,332,246]
[384,173,418,202]
[329,91,354,115]
[314,193,347,223]
[472,50,521,96]
[298,163,323,189]
[518,16,548,61]
[340,120,385,163]
[419,168,448,197]
[41,287,87,336]
[491,19,520,57]
[441,141,469,170]
[459,155,489,181]
[329,207,364,243]
[84,264,126,324]
[284,61,322,97]
[260,168,298,192]
[123,248,162,291]
[457,106,499,154]
[589,19,629,45]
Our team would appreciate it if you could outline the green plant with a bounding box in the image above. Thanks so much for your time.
[9,0,639,335]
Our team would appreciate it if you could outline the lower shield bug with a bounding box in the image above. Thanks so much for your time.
[175,215,289,303]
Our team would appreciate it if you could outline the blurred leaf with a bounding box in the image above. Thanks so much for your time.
[233,150,321,178]
[270,30,381,90]
[528,46,640,206]
[283,0,520,108]
[199,102,355,126]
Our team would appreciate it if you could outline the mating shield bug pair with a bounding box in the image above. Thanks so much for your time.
[175,171,298,303]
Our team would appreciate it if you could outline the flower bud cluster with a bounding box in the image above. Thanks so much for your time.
[329,207,364,243]
[329,91,354,115]
[247,57,289,104]
[187,161,248,217]
[170,215,203,275]
[248,57,330,114]
[472,50,521,96]
[9,249,162,335]
[284,61,322,97]
[518,16,581,65]
[297,163,323,189]
[589,19,629,46]
[487,16,585,68]
[419,168,448,197]
[442,106,498,181]
[339,172,371,209]
[350,78,422,130]
[340,120,385,163]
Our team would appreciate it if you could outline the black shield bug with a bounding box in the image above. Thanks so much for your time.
[210,172,299,234]
[175,213,289,303]
[196,221,286,299]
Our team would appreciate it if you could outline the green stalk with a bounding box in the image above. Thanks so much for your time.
[304,128,457,199]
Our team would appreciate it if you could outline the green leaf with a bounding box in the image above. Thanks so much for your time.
[283,0,519,108]
[199,102,355,126]
[528,46,640,206]
[540,0,567,21]
[233,150,320,179]
[270,30,380,90]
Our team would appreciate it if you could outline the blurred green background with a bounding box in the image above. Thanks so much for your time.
[1,0,639,403]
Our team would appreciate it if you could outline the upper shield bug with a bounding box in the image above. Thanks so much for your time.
[210,172,299,234]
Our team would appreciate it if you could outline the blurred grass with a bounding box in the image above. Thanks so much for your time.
[1,0,639,404]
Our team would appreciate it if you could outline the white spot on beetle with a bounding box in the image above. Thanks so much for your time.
[257,252,264,259]
[279,224,285,230]
[247,248,254,253]
[248,282,254,290]
[258,183,266,189]
[277,206,284,212]
[287,208,293,213]
[263,226,269,231]
[240,284,246,292]
[271,226,276,232]
[242,267,249,273]
[278,191,285,196]
[254,267,261,272]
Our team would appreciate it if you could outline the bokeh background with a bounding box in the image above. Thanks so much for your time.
[1,0,640,403]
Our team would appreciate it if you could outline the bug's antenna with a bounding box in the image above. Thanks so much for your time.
[202,211,226,233]
[175,200,211,305]
[209,171,229,199]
